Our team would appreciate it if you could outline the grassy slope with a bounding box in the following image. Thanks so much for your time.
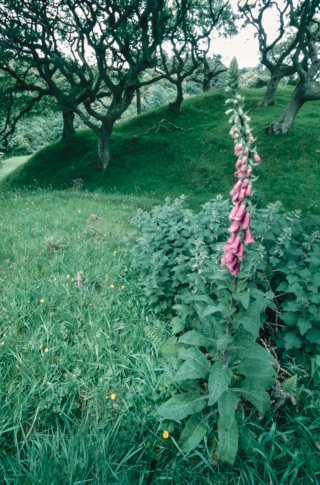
[1,87,320,214]
[0,155,31,181]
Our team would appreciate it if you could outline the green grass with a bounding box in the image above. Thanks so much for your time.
[0,155,31,181]
[1,88,320,483]
[1,87,320,214]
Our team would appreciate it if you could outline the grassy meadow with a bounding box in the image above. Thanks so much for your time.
[1,88,320,484]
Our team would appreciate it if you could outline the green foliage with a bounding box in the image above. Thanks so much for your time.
[226,57,240,95]
[130,192,320,464]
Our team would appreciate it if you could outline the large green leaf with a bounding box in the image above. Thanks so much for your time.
[284,331,302,350]
[179,330,214,349]
[232,291,250,309]
[218,390,238,429]
[233,339,276,365]
[157,391,206,422]
[178,413,207,454]
[218,417,239,466]
[236,358,275,389]
[241,380,271,416]
[175,348,211,381]
[208,361,232,406]
[306,328,320,344]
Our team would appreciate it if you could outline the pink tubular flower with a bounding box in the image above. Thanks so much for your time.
[230,262,240,276]
[234,204,246,220]
[245,185,252,196]
[235,243,244,260]
[254,153,261,163]
[239,188,246,200]
[241,212,251,229]
[244,228,254,244]
[228,219,242,233]
[222,92,260,276]
[229,204,240,220]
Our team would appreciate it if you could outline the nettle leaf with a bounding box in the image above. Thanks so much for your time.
[284,331,303,350]
[218,390,238,429]
[297,318,312,336]
[276,281,288,292]
[218,417,239,466]
[157,391,206,422]
[241,380,270,416]
[233,339,276,365]
[179,330,214,349]
[178,413,207,454]
[175,348,211,381]
[306,328,320,344]
[232,291,250,310]
[280,312,298,327]
[236,359,275,389]
[171,317,185,335]
[236,316,260,338]
[208,361,232,406]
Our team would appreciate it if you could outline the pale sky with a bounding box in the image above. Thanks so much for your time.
[212,0,291,68]
[212,24,260,68]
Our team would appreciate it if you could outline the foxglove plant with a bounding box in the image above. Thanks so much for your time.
[153,58,277,467]
[222,57,261,276]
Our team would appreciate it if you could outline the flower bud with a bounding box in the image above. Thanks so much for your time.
[243,147,249,155]
[254,154,261,163]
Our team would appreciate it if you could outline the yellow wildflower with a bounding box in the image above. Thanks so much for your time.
[162,430,170,439]
[121,285,125,289]
[66,275,70,279]
[110,284,114,289]
[39,344,43,349]
[44,347,49,353]
[110,393,116,400]
[1,342,4,346]
[39,299,44,303]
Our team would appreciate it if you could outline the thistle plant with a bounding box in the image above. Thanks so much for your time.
[222,57,261,276]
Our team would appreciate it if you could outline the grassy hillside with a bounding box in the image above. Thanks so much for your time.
[1,87,320,214]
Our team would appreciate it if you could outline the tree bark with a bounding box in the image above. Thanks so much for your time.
[258,75,280,107]
[62,110,75,139]
[169,82,183,114]
[265,83,306,134]
[97,123,112,170]
[136,88,141,115]
[203,77,211,92]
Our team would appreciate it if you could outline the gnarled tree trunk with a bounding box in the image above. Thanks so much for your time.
[169,82,183,114]
[97,123,112,170]
[62,110,76,139]
[258,75,280,107]
[136,88,141,115]
[265,83,306,134]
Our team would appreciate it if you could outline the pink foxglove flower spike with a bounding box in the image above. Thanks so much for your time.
[221,69,261,276]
